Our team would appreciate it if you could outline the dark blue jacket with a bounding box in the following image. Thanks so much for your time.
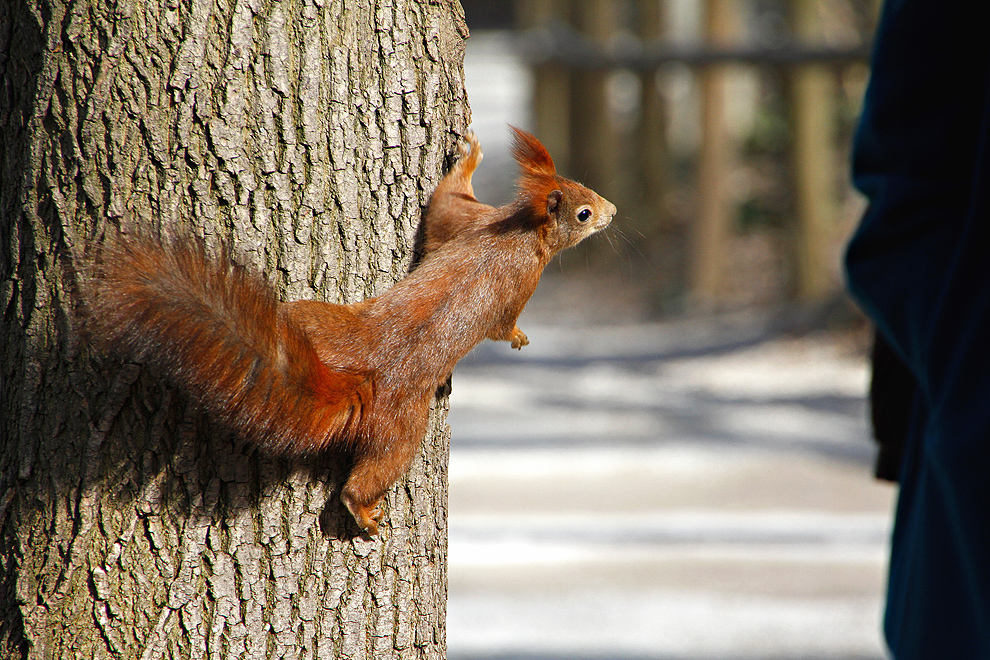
[847,1,990,656]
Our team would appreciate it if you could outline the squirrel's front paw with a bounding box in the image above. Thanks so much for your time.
[461,131,482,162]
[510,327,529,350]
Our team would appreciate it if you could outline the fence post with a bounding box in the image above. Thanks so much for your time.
[635,1,670,235]
[517,0,572,171]
[569,0,618,194]
[787,0,838,301]
[691,0,737,306]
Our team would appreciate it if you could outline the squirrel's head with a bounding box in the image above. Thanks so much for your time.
[510,126,616,255]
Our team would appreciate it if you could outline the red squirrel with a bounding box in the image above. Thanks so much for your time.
[86,127,616,535]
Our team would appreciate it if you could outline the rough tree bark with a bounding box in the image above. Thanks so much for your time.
[0,1,469,658]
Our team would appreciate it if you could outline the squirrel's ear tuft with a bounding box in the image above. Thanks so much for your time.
[509,125,556,177]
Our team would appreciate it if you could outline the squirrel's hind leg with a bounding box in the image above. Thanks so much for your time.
[340,398,431,536]
[341,439,421,536]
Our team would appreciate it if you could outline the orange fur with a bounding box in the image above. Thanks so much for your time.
[86,127,616,535]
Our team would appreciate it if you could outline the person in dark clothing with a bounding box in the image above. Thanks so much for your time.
[846,0,990,657]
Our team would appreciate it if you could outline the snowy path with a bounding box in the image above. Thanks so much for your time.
[445,319,893,660]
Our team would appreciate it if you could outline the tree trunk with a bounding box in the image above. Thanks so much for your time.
[0,1,469,658]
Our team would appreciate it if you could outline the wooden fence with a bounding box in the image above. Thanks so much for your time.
[514,0,875,310]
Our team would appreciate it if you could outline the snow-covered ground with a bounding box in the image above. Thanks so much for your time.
[446,320,892,660]
[452,32,892,660]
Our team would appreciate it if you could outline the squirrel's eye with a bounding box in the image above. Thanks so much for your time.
[577,208,592,223]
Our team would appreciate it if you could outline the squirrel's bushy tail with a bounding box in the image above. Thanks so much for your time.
[85,236,370,456]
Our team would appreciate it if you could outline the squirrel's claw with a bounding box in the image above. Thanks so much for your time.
[510,327,529,350]
[343,493,384,536]
[461,131,482,163]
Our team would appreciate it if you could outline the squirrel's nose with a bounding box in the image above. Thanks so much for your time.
[603,202,617,224]
[596,201,617,230]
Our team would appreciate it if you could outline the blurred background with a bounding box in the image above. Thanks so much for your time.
[446,1,891,659]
